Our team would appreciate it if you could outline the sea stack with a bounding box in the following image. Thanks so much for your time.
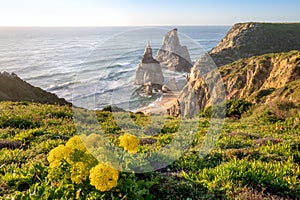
[135,42,164,95]
[156,28,192,72]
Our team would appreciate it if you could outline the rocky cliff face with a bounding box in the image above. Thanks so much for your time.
[156,28,193,72]
[0,72,70,105]
[209,23,300,67]
[135,42,164,94]
[177,51,300,116]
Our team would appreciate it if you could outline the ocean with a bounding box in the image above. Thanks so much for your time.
[0,26,230,109]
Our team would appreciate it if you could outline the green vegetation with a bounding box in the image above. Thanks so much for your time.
[0,101,299,199]
[261,23,300,45]
[200,99,253,118]
[220,50,300,79]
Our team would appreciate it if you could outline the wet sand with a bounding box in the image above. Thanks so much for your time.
[133,91,179,114]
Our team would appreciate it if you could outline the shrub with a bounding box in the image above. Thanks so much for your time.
[49,110,72,119]
[96,111,121,134]
[242,100,299,124]
[200,99,253,118]
[160,117,180,134]
[0,116,39,129]
[255,88,276,100]
[226,99,253,117]
[101,106,125,112]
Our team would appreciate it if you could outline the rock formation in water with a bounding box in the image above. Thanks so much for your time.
[177,50,300,116]
[209,22,300,67]
[0,72,70,105]
[135,42,164,94]
[156,28,192,72]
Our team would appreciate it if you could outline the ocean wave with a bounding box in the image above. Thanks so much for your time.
[25,72,74,81]
[107,69,135,80]
[0,26,228,109]
[46,81,80,91]
[73,80,133,101]
[72,57,135,70]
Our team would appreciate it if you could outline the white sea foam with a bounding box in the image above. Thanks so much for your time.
[0,26,230,109]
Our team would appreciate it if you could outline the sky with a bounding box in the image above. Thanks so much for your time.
[0,0,299,26]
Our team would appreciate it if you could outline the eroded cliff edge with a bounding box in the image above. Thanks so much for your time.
[177,50,300,116]
[171,22,300,116]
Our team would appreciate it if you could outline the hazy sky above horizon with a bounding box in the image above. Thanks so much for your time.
[0,0,299,26]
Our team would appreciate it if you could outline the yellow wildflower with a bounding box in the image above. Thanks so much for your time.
[49,160,61,168]
[119,133,139,154]
[66,135,87,152]
[89,163,119,192]
[47,145,72,166]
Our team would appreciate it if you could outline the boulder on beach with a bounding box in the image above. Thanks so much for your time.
[156,28,192,72]
[135,42,164,93]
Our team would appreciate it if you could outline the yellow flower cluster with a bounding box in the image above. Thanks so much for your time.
[119,133,139,154]
[47,144,72,168]
[66,135,87,152]
[47,135,96,184]
[89,163,119,192]
[47,134,120,191]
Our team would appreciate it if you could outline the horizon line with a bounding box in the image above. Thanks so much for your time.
[1,21,299,28]
[0,24,233,28]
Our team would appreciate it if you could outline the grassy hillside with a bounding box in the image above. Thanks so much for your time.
[209,22,300,66]
[0,101,299,199]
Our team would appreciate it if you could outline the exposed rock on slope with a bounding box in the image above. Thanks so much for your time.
[0,72,70,105]
[0,140,22,150]
[178,51,300,116]
[209,23,300,67]
[135,42,164,94]
[156,28,192,72]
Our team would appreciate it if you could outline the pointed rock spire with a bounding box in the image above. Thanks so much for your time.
[135,42,164,89]
[156,28,192,72]
[146,41,151,48]
[141,41,159,64]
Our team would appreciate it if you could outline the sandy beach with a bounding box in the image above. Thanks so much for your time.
[133,91,180,115]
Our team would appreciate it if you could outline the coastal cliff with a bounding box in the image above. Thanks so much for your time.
[209,23,300,67]
[166,22,300,116]
[177,50,300,116]
[0,72,70,105]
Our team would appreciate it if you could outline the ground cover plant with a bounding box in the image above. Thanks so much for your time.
[0,100,299,199]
